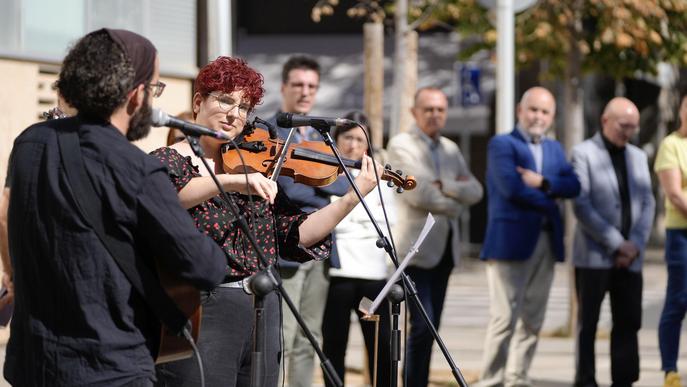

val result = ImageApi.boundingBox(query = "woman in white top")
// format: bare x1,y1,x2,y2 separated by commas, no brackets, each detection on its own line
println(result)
322,111,395,386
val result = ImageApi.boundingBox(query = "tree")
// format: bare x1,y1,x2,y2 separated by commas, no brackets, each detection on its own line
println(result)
312,1,426,140
311,0,687,137
411,0,687,78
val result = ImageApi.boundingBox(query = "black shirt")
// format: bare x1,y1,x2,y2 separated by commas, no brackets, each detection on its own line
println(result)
4,117,226,386
601,133,632,239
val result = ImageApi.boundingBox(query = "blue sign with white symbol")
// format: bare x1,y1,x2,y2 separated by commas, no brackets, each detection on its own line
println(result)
460,64,482,107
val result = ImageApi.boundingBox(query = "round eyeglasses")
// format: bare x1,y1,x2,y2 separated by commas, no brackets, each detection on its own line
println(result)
208,92,252,117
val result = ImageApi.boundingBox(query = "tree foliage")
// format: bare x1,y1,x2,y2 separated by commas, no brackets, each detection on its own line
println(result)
408,0,687,79
311,0,386,23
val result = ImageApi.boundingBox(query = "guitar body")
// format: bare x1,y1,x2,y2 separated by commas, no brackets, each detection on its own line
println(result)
155,267,203,364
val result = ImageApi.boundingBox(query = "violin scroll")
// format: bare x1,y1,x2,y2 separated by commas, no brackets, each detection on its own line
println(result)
382,164,416,193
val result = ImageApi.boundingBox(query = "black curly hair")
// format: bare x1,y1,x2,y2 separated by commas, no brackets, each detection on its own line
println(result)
56,29,135,120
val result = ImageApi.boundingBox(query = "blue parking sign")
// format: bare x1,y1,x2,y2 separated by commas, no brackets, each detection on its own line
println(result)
460,64,482,107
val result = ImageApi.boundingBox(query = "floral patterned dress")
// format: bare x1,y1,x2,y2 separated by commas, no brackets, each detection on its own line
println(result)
151,147,330,279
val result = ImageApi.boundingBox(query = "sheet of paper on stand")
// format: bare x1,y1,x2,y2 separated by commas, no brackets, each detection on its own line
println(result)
358,213,436,316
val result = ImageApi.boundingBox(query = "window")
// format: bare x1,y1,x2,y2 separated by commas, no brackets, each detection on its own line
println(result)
0,0,197,76
24,0,84,58
0,0,20,52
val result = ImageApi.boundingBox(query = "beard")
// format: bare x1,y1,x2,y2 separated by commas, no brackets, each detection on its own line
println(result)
524,122,548,138
126,88,153,141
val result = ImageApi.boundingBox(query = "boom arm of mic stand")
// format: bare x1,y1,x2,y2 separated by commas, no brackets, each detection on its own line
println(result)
184,135,343,387
312,127,468,387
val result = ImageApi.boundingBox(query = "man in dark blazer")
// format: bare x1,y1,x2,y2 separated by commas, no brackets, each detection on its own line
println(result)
478,87,581,387
570,97,655,387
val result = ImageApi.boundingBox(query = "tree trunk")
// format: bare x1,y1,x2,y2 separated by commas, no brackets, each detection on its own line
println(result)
389,0,407,138
364,22,384,149
562,26,584,337
399,31,418,134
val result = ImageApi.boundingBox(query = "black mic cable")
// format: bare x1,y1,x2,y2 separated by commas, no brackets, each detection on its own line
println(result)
252,116,279,139
182,326,205,387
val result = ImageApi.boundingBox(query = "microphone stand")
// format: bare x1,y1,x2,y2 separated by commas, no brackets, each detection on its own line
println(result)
311,124,468,387
387,284,404,387
183,134,343,387
248,270,274,387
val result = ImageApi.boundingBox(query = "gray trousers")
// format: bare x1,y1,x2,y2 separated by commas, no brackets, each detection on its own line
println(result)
280,260,330,387
478,232,555,387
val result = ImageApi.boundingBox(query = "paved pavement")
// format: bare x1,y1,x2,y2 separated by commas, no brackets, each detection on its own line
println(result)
313,249,686,386
0,249,683,386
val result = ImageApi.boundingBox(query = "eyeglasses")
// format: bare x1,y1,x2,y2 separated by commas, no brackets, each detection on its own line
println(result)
208,92,252,117
148,81,166,98
287,81,319,91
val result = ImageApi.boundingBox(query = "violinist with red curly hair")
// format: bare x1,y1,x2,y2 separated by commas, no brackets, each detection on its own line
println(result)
152,56,381,387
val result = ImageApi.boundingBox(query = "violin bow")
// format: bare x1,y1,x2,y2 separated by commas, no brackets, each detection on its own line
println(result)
269,127,298,181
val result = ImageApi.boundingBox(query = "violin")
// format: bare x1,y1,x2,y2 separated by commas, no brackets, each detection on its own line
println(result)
221,123,416,192
43,107,68,120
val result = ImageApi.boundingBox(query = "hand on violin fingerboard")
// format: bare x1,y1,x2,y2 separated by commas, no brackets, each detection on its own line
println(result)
352,155,383,197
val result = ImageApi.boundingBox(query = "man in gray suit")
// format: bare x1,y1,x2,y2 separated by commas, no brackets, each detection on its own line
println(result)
571,97,655,387
387,87,483,387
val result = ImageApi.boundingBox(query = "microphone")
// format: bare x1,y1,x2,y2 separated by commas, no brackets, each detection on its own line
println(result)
276,112,357,130
151,108,232,141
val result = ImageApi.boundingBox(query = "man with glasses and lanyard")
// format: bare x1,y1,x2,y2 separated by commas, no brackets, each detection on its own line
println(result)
267,55,349,387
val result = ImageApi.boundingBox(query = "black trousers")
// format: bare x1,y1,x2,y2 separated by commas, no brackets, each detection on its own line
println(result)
404,239,454,387
155,287,281,387
122,378,154,387
574,267,643,387
322,277,391,387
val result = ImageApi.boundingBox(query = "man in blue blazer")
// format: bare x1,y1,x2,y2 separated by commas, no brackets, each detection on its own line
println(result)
478,87,581,387
570,98,654,387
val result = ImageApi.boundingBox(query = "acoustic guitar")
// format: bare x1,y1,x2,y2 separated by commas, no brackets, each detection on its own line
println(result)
155,267,202,364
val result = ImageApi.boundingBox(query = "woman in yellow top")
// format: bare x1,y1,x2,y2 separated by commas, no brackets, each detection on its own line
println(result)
655,92,687,387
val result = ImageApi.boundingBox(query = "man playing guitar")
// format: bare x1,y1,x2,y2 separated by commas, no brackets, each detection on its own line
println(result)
1,29,226,386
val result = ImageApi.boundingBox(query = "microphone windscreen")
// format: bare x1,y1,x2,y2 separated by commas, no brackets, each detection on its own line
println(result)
150,108,168,127
276,112,292,128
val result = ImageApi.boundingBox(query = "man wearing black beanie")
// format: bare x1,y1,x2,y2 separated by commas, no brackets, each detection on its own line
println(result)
1,29,226,386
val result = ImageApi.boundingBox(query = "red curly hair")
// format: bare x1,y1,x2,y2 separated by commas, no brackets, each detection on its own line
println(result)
194,56,265,109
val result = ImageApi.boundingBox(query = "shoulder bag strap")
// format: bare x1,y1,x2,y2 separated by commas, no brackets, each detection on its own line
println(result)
55,122,188,334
